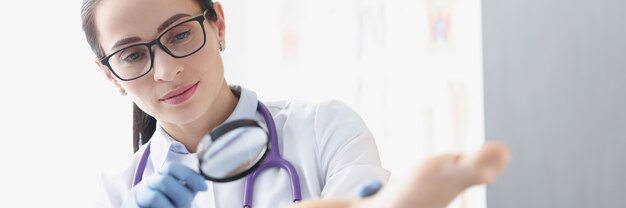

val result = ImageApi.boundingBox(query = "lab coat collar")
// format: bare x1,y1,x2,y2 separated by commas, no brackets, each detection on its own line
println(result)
224,85,259,122
149,85,259,171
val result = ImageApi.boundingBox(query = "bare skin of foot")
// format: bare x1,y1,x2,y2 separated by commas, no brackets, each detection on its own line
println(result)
294,142,511,208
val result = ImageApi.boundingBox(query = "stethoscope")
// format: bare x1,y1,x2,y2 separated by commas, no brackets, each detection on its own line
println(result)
132,101,302,207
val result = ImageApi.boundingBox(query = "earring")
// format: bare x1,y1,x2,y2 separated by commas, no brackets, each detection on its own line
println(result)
218,41,225,52
119,88,127,96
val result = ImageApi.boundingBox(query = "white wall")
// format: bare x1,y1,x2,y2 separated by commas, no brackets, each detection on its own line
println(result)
0,0,84,206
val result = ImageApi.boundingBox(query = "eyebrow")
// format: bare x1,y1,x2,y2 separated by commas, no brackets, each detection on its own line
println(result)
110,37,142,51
157,13,191,34
110,13,192,51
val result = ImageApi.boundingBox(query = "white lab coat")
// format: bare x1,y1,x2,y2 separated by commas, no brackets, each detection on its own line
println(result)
99,86,389,207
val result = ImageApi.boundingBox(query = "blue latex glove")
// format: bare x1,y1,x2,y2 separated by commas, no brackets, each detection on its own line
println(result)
123,162,208,208
358,179,383,198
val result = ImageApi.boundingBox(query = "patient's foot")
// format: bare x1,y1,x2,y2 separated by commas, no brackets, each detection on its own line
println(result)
295,142,511,208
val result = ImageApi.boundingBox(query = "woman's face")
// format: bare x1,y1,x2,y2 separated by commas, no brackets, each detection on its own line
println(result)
94,0,226,125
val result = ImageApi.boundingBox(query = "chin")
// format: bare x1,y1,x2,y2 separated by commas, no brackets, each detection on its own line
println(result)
166,103,205,125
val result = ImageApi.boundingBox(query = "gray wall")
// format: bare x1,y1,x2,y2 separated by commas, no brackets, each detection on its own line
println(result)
482,0,626,207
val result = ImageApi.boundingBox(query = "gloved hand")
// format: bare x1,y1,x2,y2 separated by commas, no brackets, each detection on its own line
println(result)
123,162,208,208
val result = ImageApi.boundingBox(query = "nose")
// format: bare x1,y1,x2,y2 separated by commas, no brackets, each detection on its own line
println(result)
151,48,183,82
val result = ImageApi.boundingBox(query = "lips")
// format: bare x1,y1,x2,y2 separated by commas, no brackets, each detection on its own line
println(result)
159,82,199,105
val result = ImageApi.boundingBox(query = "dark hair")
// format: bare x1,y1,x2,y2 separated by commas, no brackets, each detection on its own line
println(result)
81,0,219,152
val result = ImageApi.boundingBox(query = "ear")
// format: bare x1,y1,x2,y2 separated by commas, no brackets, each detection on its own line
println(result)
212,2,226,43
94,57,124,90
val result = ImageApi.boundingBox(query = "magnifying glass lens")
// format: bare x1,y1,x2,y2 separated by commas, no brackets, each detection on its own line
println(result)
198,121,269,182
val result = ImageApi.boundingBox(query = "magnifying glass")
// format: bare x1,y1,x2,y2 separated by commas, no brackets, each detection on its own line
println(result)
196,119,270,182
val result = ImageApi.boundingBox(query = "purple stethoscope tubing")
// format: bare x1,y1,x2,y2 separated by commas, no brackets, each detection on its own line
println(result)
132,142,150,186
131,101,302,207
243,101,302,207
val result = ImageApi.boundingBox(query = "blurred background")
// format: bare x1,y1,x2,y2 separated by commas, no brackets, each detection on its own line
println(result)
0,0,624,207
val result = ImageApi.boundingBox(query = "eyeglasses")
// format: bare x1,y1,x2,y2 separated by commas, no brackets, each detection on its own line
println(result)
100,10,208,81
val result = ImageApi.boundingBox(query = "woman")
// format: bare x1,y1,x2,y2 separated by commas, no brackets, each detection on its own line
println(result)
82,0,389,207
81,0,511,207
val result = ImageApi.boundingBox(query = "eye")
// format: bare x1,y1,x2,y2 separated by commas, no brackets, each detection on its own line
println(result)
122,52,145,62
173,30,191,42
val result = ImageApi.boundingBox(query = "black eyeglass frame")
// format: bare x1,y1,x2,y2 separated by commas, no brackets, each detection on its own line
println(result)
100,10,209,81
